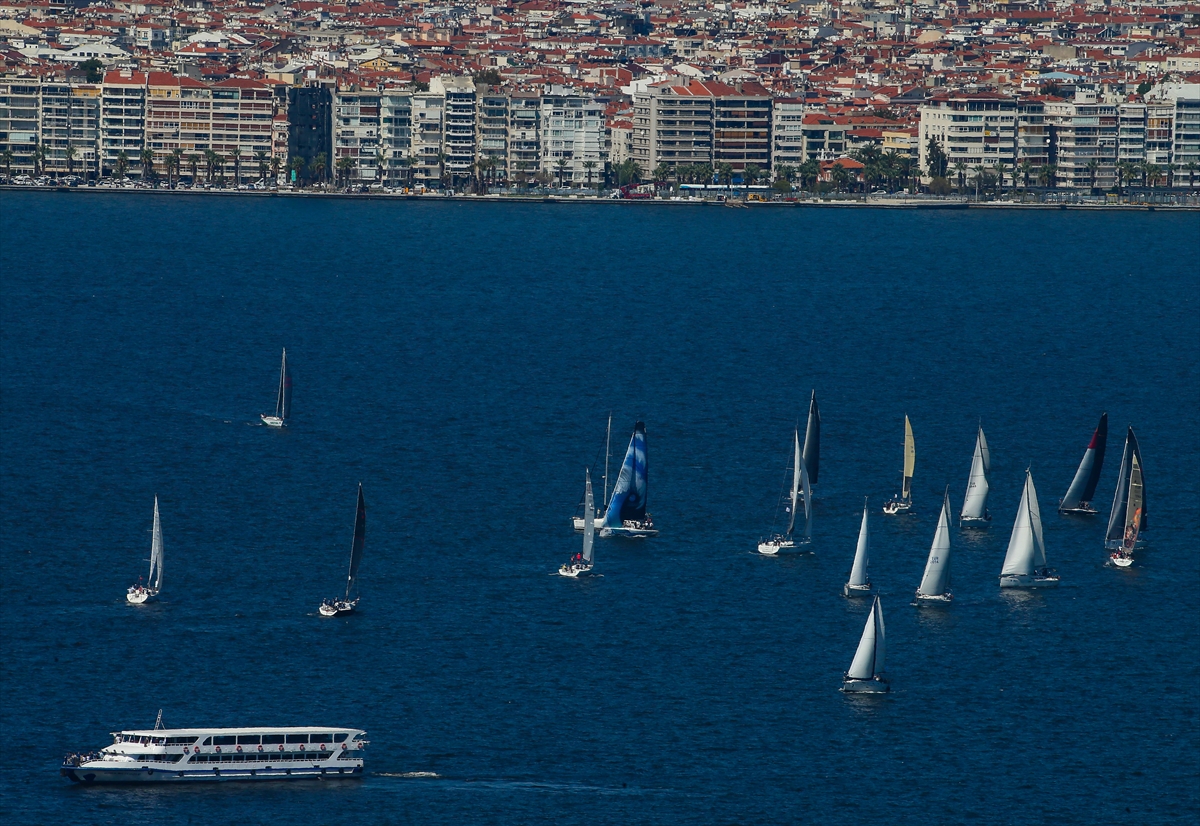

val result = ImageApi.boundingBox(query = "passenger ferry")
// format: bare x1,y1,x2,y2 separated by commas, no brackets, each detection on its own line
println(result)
61,726,367,783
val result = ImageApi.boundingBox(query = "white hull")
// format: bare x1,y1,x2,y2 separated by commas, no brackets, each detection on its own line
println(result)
914,591,952,604
842,677,889,694
960,515,991,528
319,599,357,617
261,415,285,428
1058,503,1098,515
558,563,594,578
757,537,812,556
843,583,873,597
882,499,911,515
62,761,363,784
1109,553,1134,568
126,588,157,605
999,573,1060,589
571,516,606,533
599,522,658,538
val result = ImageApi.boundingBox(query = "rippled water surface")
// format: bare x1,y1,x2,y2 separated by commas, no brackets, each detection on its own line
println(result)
2,192,1198,825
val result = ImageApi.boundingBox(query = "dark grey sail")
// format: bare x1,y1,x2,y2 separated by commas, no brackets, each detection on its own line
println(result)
276,349,292,421
1105,427,1147,549
802,390,820,484
344,484,367,600
1060,413,1107,511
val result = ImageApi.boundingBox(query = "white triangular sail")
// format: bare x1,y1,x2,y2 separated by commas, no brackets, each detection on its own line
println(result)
801,463,812,540
847,596,885,680
1001,471,1041,576
960,425,990,521
848,499,870,587
786,429,800,535
918,493,952,596
901,415,916,500
582,470,595,564
148,496,163,594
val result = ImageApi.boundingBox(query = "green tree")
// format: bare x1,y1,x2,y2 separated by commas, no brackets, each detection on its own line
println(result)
652,162,671,187
1019,159,1033,190
188,152,199,184
925,137,948,179
1185,162,1198,188
80,58,104,83
115,149,129,179
289,155,305,186
582,159,596,191
798,159,819,193
744,163,762,187
830,161,849,192
717,162,734,191
311,152,328,188
472,69,503,87
952,160,967,192
254,150,269,182
140,147,156,184
2,149,12,180
556,157,571,188
65,144,77,177
336,155,355,188
230,148,242,186
1086,158,1099,192
32,142,46,176
168,148,183,187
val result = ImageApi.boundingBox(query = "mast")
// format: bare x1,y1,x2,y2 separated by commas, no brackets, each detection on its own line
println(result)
960,424,990,521
276,348,291,420
604,413,611,508
344,484,367,600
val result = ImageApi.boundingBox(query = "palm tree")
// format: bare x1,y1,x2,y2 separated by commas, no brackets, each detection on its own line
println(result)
1086,159,1099,192
115,150,129,179
1,149,12,181
1145,163,1162,188
994,161,1007,198
830,162,850,193
65,145,77,178
1019,159,1033,191
554,157,570,189
289,155,305,187
167,148,182,187
434,150,447,190
972,164,988,201
953,160,967,193
652,162,670,189
140,147,156,184
32,142,47,177
798,159,819,194
1184,162,1198,189
717,162,734,193
254,150,269,183
311,152,328,189
582,160,596,191
335,156,355,189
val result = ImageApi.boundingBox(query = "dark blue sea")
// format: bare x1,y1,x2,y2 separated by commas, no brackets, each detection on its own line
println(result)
1,192,1197,825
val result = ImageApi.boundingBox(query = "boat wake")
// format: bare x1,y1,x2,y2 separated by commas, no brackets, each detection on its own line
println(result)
377,771,441,778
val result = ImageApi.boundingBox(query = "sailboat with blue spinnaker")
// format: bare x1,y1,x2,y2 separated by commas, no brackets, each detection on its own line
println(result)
599,421,657,538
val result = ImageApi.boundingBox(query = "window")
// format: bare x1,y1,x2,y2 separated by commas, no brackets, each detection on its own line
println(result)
261,734,285,745
286,734,309,744
310,733,333,744
213,736,237,746
334,734,348,743
237,735,261,745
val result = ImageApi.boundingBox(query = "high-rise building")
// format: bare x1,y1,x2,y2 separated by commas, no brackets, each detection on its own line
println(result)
539,85,606,187
1044,90,1117,190
919,92,1018,181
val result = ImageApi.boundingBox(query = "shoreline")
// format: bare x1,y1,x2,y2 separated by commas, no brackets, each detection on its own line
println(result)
2,184,1197,211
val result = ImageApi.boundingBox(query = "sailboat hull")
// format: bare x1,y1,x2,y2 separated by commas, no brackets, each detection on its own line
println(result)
261,415,285,428
999,573,1060,589
914,591,952,604
843,583,873,597
571,516,606,533
757,537,812,556
882,499,911,515
600,524,658,538
1109,553,1134,568
319,600,357,617
558,563,594,578
1058,502,1099,515
125,589,155,605
842,677,889,694
960,515,991,528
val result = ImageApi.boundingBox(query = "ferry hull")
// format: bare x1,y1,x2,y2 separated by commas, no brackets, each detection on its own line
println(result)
62,763,363,784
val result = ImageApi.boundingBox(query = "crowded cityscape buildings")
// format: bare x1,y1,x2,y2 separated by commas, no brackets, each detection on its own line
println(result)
1,0,1198,192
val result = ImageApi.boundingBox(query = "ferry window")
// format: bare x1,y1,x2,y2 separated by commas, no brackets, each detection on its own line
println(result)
334,734,348,743
310,733,333,744
261,734,285,744
166,737,197,746
202,737,213,746
213,736,237,746
237,735,261,745
286,734,309,744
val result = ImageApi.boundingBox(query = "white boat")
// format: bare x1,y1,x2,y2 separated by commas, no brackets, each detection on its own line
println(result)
560,470,596,577
572,414,611,532
1059,413,1107,514
842,595,888,694
914,490,953,603
61,721,367,784
319,484,366,616
126,497,163,605
843,498,873,596
883,415,915,515
959,424,992,527
1000,469,1060,588
758,429,812,555
260,348,292,427
1105,426,1146,566
598,421,658,538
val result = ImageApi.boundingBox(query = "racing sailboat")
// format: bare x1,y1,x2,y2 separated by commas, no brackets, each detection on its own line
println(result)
1105,426,1147,565
572,414,611,533
261,348,292,427
1000,470,1059,588
560,470,596,577
844,498,872,596
914,489,953,603
883,415,915,514
802,390,820,485
842,595,888,694
320,484,366,616
1059,413,1108,513
959,424,992,526
758,431,812,555
126,497,164,605
599,421,657,538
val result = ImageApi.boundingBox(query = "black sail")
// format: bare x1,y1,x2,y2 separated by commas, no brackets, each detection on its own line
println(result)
1080,412,1108,502
1105,427,1147,544
345,484,367,599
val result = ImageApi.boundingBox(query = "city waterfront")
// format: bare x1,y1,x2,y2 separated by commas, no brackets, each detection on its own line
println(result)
1,192,1197,824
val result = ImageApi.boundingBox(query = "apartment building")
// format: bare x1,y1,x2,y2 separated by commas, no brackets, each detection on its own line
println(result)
334,85,382,183
0,78,39,174
101,70,148,176
477,86,508,182
918,93,1018,180
1016,99,1049,169
410,90,444,189
1044,90,1117,190
711,81,771,174
433,76,476,188
508,91,541,184
379,88,412,187
632,79,714,173
38,81,100,177
539,85,606,186
1172,95,1200,185
797,114,849,162
771,97,806,168
287,85,333,184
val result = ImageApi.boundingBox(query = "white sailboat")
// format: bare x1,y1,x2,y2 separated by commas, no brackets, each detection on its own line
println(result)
1000,470,1059,588
261,348,292,427
560,470,596,577
843,498,873,596
572,414,611,533
883,415,915,514
126,497,164,605
1105,426,1146,566
959,424,992,526
758,430,812,555
1059,413,1107,513
1110,453,1145,568
320,484,366,616
842,595,888,694
914,490,953,603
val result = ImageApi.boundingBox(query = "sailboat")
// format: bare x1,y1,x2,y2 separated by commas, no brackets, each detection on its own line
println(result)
844,498,873,596
1000,470,1059,588
319,484,366,616
758,430,812,554
842,595,888,694
560,470,596,577
1105,426,1147,566
572,414,611,533
1059,413,1108,513
883,415,916,514
599,421,658,538
261,348,292,427
126,497,164,605
802,390,820,485
959,424,992,526
914,489,953,603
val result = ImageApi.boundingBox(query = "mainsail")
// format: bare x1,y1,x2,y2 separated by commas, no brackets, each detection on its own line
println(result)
800,463,812,540
275,348,292,421
917,492,952,596
582,470,595,564
344,484,367,600
1001,471,1046,577
848,499,870,588
802,390,820,484
847,596,886,680
1105,427,1148,548
603,422,648,527
1122,454,1145,553
148,496,163,594
901,416,915,501
1060,413,1108,510
786,429,801,535
960,425,991,521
